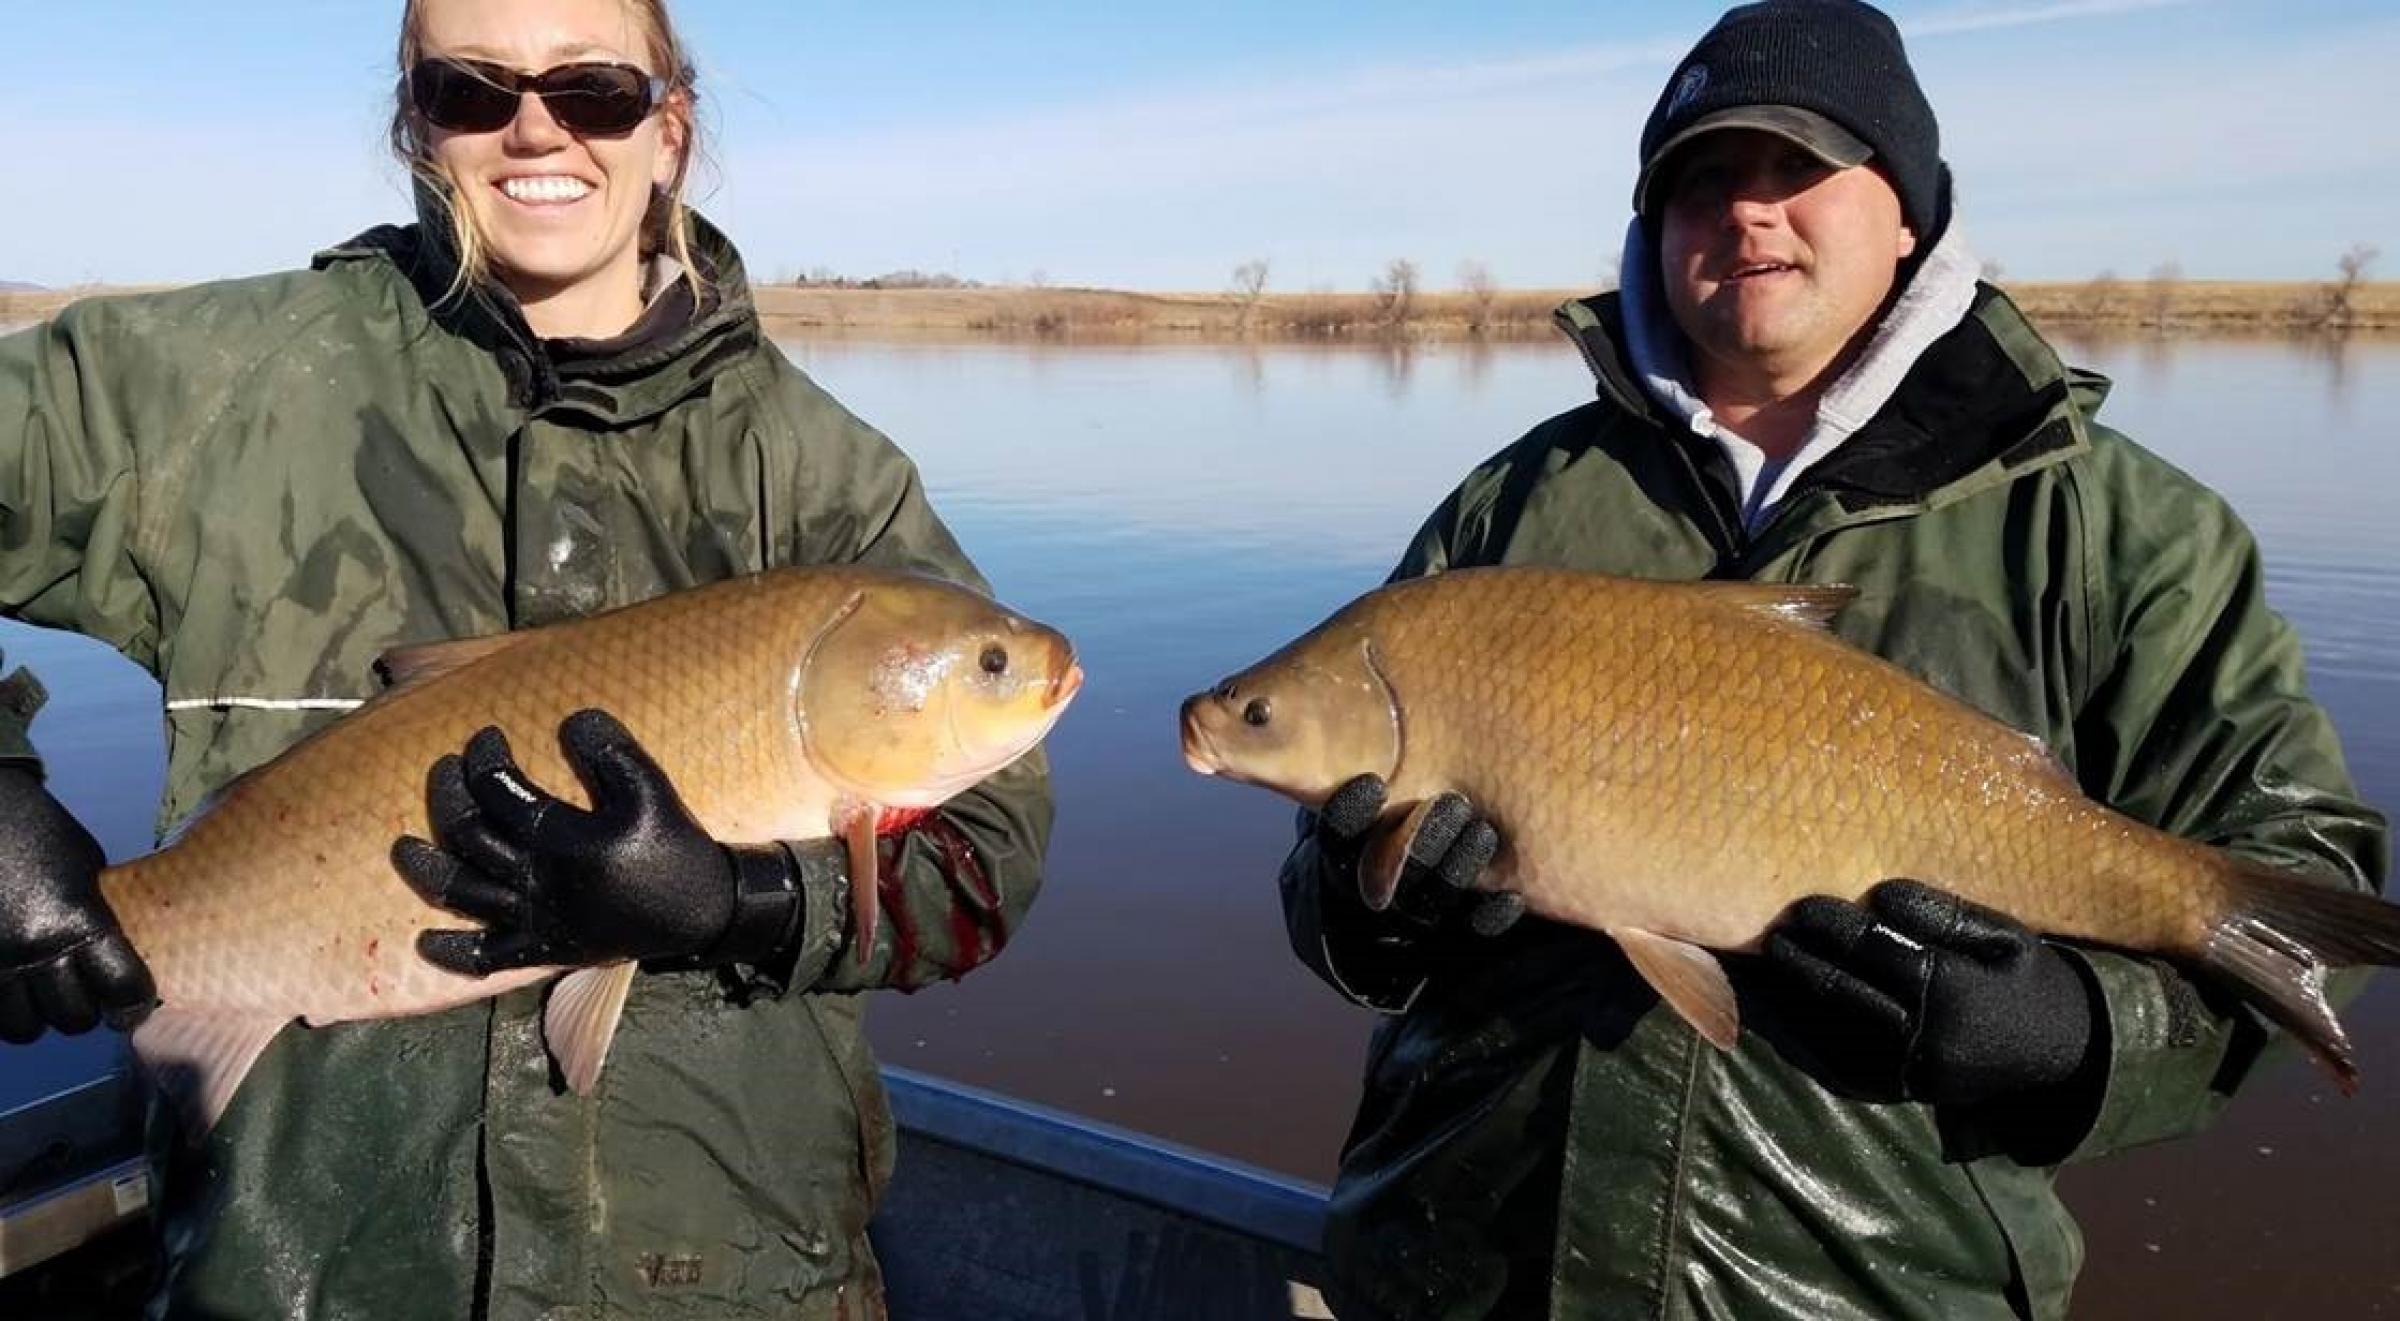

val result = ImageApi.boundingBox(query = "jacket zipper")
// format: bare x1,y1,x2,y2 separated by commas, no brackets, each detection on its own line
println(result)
1557,309,1748,569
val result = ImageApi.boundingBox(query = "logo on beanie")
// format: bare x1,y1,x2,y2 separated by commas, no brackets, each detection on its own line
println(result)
1666,64,1708,118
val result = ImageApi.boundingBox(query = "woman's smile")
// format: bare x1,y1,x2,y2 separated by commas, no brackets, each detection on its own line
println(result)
496,174,597,208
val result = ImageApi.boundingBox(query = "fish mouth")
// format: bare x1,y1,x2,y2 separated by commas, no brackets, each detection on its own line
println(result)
1050,661,1086,710
1177,696,1223,776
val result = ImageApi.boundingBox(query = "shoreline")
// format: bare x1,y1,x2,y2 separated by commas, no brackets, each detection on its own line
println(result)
6,280,2395,341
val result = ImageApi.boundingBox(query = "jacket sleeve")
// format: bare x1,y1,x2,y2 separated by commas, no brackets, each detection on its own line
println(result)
1279,475,1478,1011
0,311,162,770
756,371,1055,995
2059,446,2390,1163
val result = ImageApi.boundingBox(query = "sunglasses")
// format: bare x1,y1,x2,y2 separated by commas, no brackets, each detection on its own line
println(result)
409,58,667,137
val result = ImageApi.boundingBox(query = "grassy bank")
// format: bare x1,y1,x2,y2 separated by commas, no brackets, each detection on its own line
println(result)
7,280,2395,340
747,285,1577,338
761,279,2400,339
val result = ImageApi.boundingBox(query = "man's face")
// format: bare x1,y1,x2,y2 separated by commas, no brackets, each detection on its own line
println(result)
1657,129,1918,390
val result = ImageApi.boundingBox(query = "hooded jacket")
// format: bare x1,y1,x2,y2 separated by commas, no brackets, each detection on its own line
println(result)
0,215,1052,1318
1283,269,2388,1319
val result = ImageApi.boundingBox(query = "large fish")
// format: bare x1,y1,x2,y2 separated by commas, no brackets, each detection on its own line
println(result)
110,566,1081,1133
1181,566,2400,1088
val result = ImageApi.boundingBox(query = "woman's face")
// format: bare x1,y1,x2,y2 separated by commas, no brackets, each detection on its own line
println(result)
414,0,685,309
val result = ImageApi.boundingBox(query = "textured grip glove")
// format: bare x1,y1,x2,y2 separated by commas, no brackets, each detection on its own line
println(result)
394,709,809,977
1765,878,2102,1106
0,765,156,1041
1315,773,1525,939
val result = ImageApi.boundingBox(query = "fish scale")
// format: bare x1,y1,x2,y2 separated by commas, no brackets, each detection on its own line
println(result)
110,573,838,1019
1366,570,2186,950
103,566,1079,1133
1183,565,2400,1088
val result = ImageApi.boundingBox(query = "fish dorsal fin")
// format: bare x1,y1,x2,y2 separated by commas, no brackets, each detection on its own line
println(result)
545,961,637,1096
2016,730,2078,788
1610,927,1741,1050
375,632,534,692
1693,582,1860,632
131,1009,291,1142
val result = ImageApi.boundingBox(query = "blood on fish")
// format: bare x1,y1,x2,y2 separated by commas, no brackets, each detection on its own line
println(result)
860,816,1008,989
876,807,933,836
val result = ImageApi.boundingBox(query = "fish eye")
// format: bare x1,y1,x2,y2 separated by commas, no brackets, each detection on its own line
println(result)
980,644,1010,676
1243,698,1271,727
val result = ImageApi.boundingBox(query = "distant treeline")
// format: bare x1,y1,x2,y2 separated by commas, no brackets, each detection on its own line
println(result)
779,268,986,291
7,247,2391,339
748,247,2394,340
746,282,2396,342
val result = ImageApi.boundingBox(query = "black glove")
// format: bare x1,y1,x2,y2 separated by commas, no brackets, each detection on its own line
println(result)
1763,879,2104,1107
393,709,815,977
0,764,156,1042
1314,773,1524,939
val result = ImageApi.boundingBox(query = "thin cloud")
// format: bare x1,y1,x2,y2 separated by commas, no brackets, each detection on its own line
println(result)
1171,0,2208,123
1910,0,2202,37
1109,0,2207,127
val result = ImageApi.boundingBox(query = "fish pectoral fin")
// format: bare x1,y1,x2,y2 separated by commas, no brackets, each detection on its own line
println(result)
130,1009,292,1142
545,961,637,1097
373,631,535,692
836,800,882,969
1610,927,1741,1051
1357,796,1442,912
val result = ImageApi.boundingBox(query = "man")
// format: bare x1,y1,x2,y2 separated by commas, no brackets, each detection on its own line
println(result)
1280,2,2389,1317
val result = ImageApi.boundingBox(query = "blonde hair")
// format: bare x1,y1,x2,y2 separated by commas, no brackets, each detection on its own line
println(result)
389,0,708,309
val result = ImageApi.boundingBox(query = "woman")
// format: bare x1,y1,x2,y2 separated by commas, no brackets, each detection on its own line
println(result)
0,0,1053,1315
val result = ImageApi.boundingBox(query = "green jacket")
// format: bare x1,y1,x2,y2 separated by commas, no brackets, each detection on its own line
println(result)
1283,287,2389,1320
0,218,1053,1318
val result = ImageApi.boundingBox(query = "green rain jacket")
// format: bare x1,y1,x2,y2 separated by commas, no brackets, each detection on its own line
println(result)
1282,286,2389,1320
0,217,1053,1318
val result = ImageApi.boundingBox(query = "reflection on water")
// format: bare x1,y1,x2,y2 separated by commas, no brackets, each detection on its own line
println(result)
798,331,2400,1319
3,324,2395,1315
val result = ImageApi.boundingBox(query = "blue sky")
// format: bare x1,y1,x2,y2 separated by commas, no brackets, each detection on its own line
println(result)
2,1,2393,290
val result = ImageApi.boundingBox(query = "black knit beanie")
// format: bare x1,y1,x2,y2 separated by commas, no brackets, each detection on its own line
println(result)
1634,0,1947,240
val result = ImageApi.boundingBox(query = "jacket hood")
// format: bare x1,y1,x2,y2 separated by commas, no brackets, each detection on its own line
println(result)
310,185,761,421
1555,255,2107,523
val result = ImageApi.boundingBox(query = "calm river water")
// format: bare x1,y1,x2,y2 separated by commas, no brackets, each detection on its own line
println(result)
4,325,2394,1316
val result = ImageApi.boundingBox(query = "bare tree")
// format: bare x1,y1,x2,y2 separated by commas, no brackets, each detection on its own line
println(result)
2319,242,2380,332
2076,269,2121,323
1371,258,1419,334
2145,261,2182,334
1458,260,1499,337
1229,259,1270,335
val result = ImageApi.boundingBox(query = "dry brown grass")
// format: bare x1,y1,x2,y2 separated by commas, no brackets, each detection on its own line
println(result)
11,280,2397,340
2006,279,2400,334
753,284,1581,340
0,284,176,323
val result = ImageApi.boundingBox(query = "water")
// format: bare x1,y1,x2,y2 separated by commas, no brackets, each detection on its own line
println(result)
3,327,2394,1315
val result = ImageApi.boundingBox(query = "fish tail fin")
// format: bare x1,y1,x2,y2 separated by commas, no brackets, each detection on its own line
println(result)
2198,862,2400,1095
